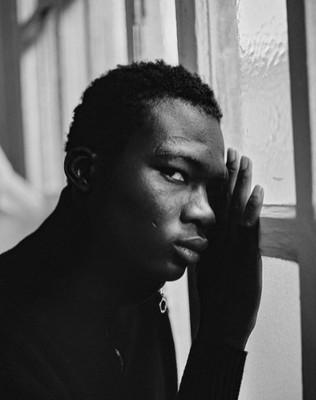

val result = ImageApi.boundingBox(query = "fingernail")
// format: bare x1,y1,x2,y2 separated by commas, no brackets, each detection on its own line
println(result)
253,185,264,198
227,148,236,162
240,156,249,170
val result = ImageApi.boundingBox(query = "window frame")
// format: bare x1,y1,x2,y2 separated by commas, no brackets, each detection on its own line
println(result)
175,0,316,398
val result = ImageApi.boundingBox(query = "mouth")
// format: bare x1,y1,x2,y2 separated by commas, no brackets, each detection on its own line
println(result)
173,237,208,265
173,244,201,265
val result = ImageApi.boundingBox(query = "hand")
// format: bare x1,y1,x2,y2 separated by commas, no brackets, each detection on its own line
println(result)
196,148,264,350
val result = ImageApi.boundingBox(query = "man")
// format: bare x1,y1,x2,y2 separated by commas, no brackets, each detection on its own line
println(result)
0,61,264,399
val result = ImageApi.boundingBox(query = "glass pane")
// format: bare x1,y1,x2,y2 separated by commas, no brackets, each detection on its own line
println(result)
88,0,128,78
240,257,302,400
134,0,178,64
209,0,295,205
16,0,37,24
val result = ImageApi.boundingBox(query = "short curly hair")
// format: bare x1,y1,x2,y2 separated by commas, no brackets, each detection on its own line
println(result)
65,60,222,160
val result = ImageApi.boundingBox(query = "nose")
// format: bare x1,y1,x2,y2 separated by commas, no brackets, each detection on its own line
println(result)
180,186,216,233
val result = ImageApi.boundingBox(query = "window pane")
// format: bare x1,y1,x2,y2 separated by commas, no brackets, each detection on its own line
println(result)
209,0,295,205
240,257,302,400
88,0,128,78
16,0,37,23
133,0,178,64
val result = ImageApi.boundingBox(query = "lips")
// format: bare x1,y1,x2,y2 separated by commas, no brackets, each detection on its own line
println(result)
173,237,208,265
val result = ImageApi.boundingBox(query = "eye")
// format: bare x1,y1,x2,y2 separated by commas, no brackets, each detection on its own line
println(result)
162,168,186,183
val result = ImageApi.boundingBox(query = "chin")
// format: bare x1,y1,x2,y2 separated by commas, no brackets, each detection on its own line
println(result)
160,260,188,282
139,258,188,285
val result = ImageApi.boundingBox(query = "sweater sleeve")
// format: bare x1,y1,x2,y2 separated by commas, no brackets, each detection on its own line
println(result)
176,340,247,400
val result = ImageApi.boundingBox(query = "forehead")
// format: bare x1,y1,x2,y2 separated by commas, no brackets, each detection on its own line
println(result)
148,98,223,146
142,99,225,168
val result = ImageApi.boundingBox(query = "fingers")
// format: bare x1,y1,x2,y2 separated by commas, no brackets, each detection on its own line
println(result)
236,185,264,261
226,148,239,199
230,155,252,217
225,148,264,229
240,185,264,228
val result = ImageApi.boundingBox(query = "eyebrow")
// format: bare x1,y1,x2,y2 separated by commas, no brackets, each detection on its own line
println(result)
154,148,227,181
154,136,224,157
155,150,205,172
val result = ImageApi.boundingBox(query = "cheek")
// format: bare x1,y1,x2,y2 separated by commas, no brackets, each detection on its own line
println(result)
125,183,181,239
104,169,188,239
148,190,174,224
106,176,164,234
145,189,188,241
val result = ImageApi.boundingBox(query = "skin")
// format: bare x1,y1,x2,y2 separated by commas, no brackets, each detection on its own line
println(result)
65,98,264,348
89,100,225,280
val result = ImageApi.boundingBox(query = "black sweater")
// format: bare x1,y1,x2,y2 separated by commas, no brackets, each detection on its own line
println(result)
0,196,246,399
0,291,246,400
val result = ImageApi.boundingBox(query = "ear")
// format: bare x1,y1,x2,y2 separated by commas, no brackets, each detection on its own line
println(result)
64,147,98,192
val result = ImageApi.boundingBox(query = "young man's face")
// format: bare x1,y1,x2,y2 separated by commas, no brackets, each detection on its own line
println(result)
89,99,226,286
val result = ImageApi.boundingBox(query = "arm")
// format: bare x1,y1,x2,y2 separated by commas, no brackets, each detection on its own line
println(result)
177,149,264,399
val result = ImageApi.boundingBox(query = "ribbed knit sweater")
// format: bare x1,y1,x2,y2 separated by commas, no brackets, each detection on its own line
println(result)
0,193,246,399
